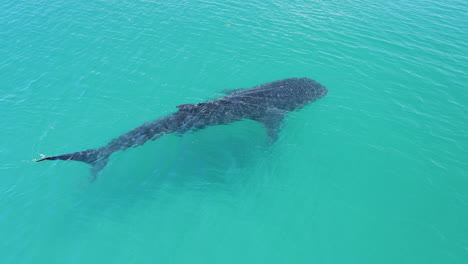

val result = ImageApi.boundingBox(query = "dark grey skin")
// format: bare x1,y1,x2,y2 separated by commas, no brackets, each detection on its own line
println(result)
37,78,327,180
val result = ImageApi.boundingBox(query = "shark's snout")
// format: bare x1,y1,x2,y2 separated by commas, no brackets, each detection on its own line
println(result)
319,86,328,98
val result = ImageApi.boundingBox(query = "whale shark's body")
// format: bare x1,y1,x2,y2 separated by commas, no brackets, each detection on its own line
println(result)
37,78,327,180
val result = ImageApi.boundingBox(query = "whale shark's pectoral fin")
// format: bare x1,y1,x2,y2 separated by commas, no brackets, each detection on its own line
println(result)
220,88,245,95
254,109,286,144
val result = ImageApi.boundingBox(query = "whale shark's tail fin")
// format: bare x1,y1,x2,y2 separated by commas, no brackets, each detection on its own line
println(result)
37,148,110,181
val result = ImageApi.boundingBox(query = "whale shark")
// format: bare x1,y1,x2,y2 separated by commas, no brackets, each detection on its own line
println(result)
37,78,327,180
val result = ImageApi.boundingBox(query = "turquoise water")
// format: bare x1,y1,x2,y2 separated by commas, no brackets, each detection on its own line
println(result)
1,0,467,263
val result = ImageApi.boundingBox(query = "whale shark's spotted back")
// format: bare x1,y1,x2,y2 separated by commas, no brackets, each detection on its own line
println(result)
227,77,327,112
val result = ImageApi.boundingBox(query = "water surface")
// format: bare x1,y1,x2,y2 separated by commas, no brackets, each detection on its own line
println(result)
1,0,467,263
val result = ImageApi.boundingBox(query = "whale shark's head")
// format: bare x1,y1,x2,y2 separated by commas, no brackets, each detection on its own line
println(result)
295,77,328,102
255,77,327,111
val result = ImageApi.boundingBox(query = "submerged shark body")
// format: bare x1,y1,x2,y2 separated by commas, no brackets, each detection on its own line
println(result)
37,78,327,180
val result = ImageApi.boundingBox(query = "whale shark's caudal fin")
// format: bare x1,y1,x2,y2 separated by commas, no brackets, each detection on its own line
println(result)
36,148,110,181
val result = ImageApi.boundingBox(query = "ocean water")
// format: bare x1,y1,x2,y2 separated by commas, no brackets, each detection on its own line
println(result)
1,0,467,263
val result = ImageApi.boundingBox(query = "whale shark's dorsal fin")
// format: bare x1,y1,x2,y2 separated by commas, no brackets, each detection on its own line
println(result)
177,104,197,111
176,103,205,111
177,104,194,110
253,108,286,144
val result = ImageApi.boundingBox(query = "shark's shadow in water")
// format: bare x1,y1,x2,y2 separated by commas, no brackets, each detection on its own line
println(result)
37,78,328,180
